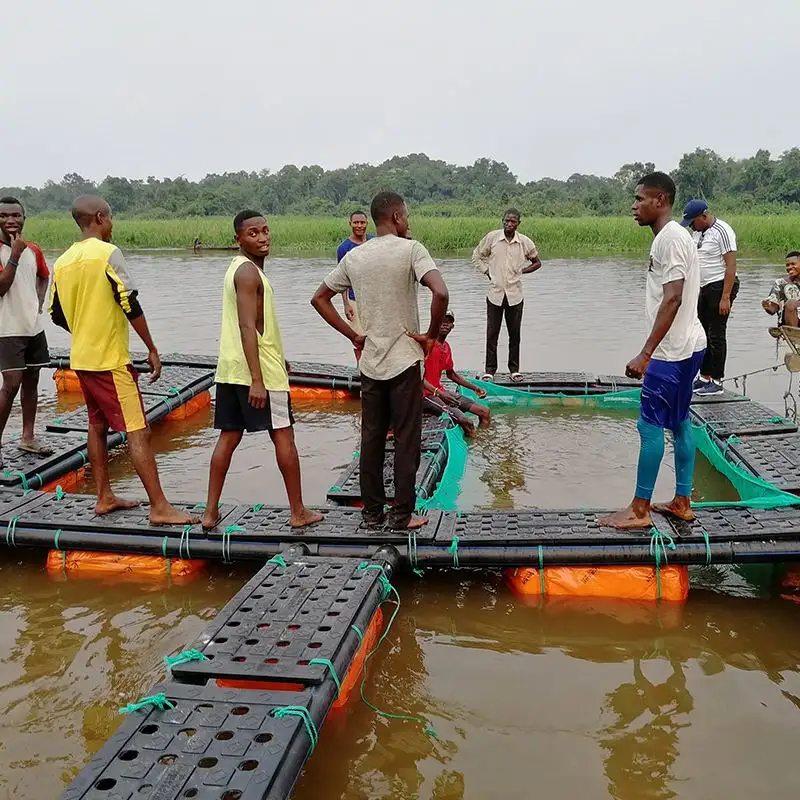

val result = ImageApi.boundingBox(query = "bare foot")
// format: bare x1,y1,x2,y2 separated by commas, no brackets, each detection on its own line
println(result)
598,505,653,530
478,415,491,428
201,511,223,531
390,515,429,531
290,508,324,529
149,504,201,526
95,495,140,515
460,423,476,438
652,499,696,522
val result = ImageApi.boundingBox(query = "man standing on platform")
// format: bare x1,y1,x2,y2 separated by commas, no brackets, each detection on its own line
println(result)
50,195,197,526
336,211,374,356
0,197,53,468
311,191,449,531
680,200,739,396
600,173,706,530
472,208,541,382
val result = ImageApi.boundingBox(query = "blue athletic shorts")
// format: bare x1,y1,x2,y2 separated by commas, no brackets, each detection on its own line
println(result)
640,350,706,431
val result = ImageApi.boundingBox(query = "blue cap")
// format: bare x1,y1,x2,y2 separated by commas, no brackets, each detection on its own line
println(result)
681,199,708,227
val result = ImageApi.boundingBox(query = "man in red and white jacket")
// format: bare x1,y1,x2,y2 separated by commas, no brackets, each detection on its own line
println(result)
0,196,52,467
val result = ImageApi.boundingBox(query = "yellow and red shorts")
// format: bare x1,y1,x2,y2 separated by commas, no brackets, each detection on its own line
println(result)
76,365,147,433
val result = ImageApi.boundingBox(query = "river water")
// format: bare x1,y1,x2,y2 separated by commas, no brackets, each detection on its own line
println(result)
3,250,799,799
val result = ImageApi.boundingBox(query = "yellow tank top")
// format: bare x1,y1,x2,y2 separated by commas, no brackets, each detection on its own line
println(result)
215,255,289,390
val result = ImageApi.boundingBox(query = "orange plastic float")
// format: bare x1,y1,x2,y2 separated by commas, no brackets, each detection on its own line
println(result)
505,564,689,603
42,469,86,494
46,550,206,586
53,368,83,394
290,385,355,401
215,607,384,709
165,389,211,421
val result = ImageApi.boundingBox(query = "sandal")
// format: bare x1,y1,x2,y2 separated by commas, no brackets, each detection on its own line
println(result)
17,438,55,457
480,374,494,382
510,372,524,382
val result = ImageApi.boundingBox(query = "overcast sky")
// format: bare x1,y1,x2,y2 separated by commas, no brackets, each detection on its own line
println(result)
9,0,798,188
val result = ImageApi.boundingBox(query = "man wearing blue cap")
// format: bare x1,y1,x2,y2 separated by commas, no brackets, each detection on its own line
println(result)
680,200,738,396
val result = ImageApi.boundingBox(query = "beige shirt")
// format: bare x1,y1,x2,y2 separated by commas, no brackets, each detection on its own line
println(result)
472,229,538,306
324,235,438,381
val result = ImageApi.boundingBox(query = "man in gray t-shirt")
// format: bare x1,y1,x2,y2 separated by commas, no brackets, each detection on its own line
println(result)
312,191,449,530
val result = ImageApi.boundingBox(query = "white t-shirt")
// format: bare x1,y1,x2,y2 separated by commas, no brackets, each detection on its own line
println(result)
645,221,707,362
692,218,737,287
0,242,49,337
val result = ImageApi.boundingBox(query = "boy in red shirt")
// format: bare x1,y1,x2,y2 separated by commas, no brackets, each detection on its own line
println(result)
423,310,490,436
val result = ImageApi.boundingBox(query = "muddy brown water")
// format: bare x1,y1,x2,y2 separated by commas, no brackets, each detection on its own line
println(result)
2,252,799,799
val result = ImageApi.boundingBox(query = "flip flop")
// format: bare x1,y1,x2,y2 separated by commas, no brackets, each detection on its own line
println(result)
17,439,54,456
510,372,524,382
480,374,494,382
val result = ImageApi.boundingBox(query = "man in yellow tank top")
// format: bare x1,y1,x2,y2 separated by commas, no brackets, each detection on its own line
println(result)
202,210,323,530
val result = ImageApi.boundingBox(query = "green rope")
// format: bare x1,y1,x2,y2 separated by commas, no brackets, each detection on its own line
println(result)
253,502,264,513
164,649,209,670
267,554,287,568
309,658,341,697
33,473,43,489
357,562,392,601
53,528,62,551
448,535,460,568
538,545,546,597
5,516,19,547
649,528,676,601
55,485,65,501
407,528,423,576
4,471,28,490
78,451,87,466
351,624,364,644
179,525,192,559
722,434,741,457
161,536,168,558
271,706,318,752
119,693,175,715
700,529,712,566
222,524,244,563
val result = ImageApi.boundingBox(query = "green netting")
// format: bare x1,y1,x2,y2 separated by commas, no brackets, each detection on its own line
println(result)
691,422,800,509
417,419,469,512
461,379,642,410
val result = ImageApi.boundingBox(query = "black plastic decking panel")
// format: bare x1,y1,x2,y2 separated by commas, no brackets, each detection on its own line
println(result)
327,453,437,503
0,433,88,486
492,371,597,388
596,375,642,389
387,414,453,453
171,557,383,685
661,505,800,541
690,387,748,404
60,682,314,800
205,505,438,543
435,509,678,546
726,434,800,494
0,488,49,521
14,493,239,536
159,352,218,369
46,397,167,433
690,400,797,437
288,361,360,382
138,366,215,397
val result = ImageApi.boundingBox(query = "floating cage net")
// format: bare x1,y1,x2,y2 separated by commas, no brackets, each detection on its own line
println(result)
461,379,643,410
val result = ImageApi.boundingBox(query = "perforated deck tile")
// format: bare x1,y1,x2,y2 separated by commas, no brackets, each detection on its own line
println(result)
596,375,642,389
689,400,797,437
661,505,800,541
60,682,316,800
0,433,88,487
138,366,215,397
492,371,598,387
690,387,748,404
0,488,49,520
160,352,218,369
726,434,800,494
13,493,239,536
46,397,168,433
205,505,439,543
170,556,385,686
327,453,438,503
288,361,360,382
435,509,677,546
386,414,453,453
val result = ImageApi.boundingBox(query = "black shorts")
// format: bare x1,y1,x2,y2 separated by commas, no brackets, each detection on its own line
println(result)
214,383,294,433
0,332,50,373
424,393,474,415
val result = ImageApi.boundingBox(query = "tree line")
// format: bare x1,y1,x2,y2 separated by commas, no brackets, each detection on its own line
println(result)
4,148,800,219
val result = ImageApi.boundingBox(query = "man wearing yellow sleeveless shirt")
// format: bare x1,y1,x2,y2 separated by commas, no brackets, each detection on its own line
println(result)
202,210,322,530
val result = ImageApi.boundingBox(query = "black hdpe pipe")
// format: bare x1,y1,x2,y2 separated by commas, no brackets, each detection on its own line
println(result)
288,374,361,392
16,379,214,490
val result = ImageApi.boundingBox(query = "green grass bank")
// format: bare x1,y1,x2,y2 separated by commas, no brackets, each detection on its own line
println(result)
24,214,800,255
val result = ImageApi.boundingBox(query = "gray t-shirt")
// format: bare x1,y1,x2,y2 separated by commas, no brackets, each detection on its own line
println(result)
324,235,438,381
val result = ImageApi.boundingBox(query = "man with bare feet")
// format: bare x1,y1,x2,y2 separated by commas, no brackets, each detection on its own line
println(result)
202,210,322,531
762,251,800,329
50,195,197,526
599,173,706,530
0,197,53,468
423,310,490,437
311,191,449,530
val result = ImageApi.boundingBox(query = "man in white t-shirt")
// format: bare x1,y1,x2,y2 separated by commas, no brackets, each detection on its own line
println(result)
680,200,739,395
0,197,52,468
600,173,706,530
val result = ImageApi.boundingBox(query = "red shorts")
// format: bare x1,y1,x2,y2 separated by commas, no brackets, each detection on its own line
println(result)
76,365,148,433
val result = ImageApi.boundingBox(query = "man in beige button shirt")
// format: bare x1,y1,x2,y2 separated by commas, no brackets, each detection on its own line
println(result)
472,208,542,380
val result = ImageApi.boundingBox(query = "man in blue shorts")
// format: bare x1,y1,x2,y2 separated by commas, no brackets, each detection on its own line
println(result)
600,172,706,529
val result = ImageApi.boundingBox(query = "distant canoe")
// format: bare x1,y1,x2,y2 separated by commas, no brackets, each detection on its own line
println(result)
188,245,239,252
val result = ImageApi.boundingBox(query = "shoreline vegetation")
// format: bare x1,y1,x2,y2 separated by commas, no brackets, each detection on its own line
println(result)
25,214,800,256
